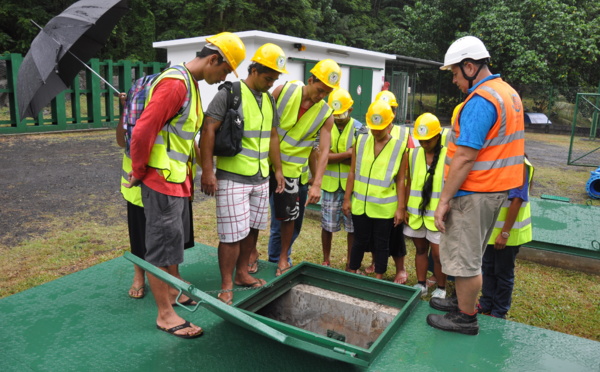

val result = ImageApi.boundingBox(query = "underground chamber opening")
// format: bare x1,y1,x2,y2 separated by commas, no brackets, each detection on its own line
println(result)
256,284,400,349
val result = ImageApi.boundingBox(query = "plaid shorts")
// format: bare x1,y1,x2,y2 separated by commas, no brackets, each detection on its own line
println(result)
216,179,269,243
321,188,354,233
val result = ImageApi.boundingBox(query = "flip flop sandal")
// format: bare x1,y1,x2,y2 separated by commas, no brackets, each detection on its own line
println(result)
234,278,266,288
172,297,197,307
156,321,203,339
128,285,145,299
248,260,259,274
217,293,233,306
275,265,292,277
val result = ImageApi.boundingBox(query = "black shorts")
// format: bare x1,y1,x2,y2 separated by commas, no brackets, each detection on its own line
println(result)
365,223,407,258
127,202,146,259
270,174,300,221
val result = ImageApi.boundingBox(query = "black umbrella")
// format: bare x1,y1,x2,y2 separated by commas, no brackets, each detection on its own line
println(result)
17,0,129,119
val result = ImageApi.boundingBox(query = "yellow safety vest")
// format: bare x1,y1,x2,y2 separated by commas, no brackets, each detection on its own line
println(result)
322,118,356,192
488,158,534,246
277,82,333,178
352,133,405,219
300,162,309,185
216,82,273,177
406,146,447,231
390,124,409,144
146,65,201,183
120,153,143,207
440,127,452,147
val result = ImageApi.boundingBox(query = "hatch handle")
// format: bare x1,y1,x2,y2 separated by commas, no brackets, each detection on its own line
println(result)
333,347,357,358
174,288,202,312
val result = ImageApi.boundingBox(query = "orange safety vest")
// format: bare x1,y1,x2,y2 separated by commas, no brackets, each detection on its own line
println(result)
445,78,525,192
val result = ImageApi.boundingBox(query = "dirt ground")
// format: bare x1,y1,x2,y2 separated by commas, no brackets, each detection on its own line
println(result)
0,129,594,247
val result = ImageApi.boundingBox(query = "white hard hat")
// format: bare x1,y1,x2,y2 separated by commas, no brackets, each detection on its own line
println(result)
440,36,490,70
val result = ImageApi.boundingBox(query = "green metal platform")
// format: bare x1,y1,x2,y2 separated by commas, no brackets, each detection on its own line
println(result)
529,197,600,259
1,244,598,371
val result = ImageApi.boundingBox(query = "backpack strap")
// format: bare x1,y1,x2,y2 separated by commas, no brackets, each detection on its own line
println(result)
231,81,242,111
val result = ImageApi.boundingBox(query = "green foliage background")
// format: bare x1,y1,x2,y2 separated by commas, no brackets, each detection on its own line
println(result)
1,0,599,98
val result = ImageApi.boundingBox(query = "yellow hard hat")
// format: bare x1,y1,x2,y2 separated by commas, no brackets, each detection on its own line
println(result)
366,100,395,130
251,43,288,74
205,32,246,77
375,90,398,107
413,113,441,140
451,102,464,125
310,59,341,89
328,88,354,115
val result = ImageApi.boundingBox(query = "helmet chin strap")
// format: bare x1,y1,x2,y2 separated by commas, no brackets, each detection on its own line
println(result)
459,62,486,89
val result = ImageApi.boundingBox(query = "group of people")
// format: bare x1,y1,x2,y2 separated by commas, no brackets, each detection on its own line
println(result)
117,32,531,339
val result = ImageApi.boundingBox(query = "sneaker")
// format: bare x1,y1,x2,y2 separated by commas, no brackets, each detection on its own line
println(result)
426,311,479,335
430,296,459,312
476,303,491,315
431,288,446,299
413,283,427,296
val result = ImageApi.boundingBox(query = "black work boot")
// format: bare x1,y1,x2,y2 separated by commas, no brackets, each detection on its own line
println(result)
426,311,479,335
430,296,459,312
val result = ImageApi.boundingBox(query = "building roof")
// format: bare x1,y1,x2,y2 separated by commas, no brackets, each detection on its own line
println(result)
153,30,397,61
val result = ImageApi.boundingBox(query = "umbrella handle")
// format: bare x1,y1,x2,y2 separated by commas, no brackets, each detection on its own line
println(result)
31,19,121,95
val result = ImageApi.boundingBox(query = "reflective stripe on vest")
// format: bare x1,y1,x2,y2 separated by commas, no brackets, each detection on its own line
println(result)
277,82,332,177
120,153,143,207
441,127,452,147
322,118,356,192
146,65,201,183
445,78,525,192
406,146,447,231
216,82,273,177
352,133,404,218
488,159,534,246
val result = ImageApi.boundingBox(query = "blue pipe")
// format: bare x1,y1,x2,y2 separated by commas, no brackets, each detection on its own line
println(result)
586,167,600,199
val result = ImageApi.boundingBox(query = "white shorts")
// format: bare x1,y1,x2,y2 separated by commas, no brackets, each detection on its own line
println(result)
403,224,441,245
216,179,269,243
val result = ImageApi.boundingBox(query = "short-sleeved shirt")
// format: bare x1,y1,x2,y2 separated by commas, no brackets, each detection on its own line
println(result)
507,166,530,202
205,83,280,185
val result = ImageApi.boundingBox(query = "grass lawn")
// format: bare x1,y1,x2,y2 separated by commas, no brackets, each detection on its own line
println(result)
1,131,598,342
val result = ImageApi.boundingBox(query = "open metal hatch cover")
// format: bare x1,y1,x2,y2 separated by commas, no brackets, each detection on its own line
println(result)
125,253,420,367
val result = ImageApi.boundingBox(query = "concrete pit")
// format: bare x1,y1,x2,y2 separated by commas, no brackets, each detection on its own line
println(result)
256,284,400,349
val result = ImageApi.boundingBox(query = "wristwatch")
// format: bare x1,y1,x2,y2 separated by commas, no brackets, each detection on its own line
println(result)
501,231,510,239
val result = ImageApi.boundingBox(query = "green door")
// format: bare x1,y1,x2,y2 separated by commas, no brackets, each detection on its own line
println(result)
349,67,373,123
304,62,316,82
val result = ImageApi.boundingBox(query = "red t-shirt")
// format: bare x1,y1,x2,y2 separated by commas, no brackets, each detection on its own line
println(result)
130,78,194,197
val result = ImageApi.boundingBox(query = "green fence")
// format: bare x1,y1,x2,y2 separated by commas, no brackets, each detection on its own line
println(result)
0,53,166,134
568,93,600,167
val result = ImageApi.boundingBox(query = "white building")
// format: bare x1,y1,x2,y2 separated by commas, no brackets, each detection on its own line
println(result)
153,30,397,121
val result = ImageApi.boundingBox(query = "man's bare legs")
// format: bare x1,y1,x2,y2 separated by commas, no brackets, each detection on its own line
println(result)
455,275,481,314
321,229,332,265
149,266,202,337
276,220,294,275
129,264,146,298
218,229,264,303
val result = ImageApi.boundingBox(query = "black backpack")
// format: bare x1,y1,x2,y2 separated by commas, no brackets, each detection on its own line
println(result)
213,81,243,157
